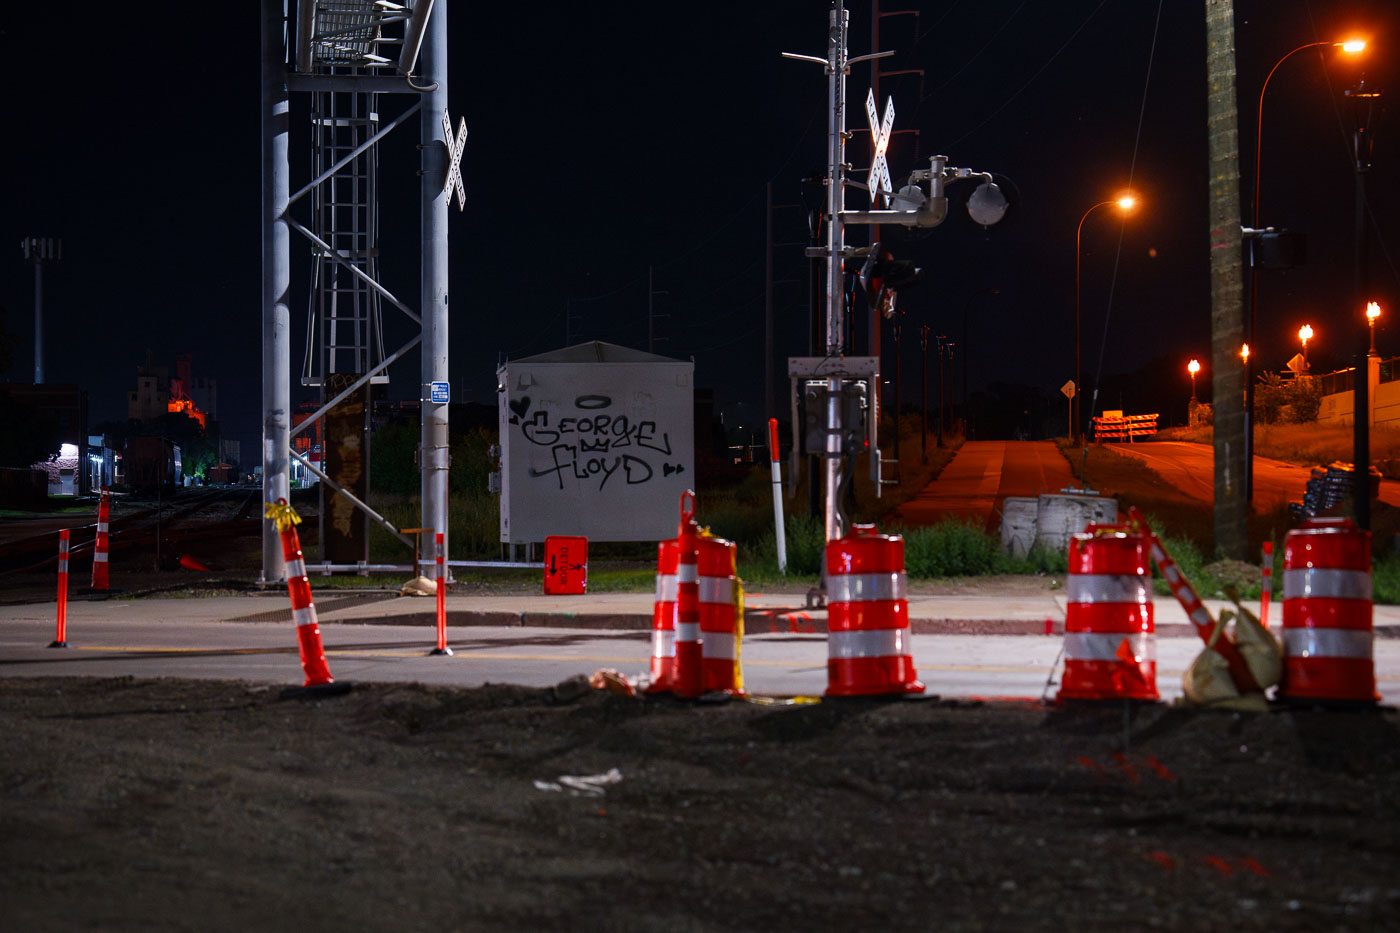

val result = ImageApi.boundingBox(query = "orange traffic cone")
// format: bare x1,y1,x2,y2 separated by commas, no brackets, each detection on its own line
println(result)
265,499,346,695
646,538,679,693
91,487,110,590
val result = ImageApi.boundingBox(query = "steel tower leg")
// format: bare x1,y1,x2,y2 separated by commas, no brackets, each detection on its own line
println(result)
261,0,291,584
420,2,450,573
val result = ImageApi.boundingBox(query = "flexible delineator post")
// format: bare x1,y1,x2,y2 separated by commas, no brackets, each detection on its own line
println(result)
768,418,787,575
1259,541,1274,630
50,529,70,648
91,487,110,590
266,499,335,687
430,531,452,656
1127,507,1259,694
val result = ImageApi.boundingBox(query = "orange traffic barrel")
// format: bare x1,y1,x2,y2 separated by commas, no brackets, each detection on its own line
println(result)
825,524,924,697
646,538,679,694
699,534,743,696
1057,525,1158,702
1281,517,1376,704
672,492,703,698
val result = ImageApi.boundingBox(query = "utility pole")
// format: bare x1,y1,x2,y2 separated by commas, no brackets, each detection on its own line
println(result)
1348,79,1380,530
21,237,60,384
1205,0,1248,559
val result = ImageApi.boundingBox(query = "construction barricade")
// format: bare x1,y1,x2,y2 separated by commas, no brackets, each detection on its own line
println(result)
1280,517,1377,704
825,524,924,697
50,529,70,648
265,499,337,690
699,534,744,696
91,487,110,590
1093,412,1159,443
649,538,679,693
1057,524,1158,702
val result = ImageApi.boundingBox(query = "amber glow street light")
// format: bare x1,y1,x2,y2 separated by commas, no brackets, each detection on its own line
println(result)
1299,324,1314,371
1241,343,1250,363
1367,301,1381,353
1188,359,1201,400
1074,194,1139,442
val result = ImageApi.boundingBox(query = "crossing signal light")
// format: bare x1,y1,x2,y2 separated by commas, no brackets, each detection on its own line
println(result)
854,242,922,318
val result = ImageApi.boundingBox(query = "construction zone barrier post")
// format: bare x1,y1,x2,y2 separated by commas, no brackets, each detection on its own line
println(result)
430,531,452,656
91,487,110,590
1057,525,1158,702
768,417,787,575
647,538,679,694
825,524,924,697
672,491,704,698
1280,518,1376,704
699,533,744,696
49,529,70,648
1260,541,1274,630
265,499,347,695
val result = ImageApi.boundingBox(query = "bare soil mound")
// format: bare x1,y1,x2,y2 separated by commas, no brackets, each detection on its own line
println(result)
3,677,1399,931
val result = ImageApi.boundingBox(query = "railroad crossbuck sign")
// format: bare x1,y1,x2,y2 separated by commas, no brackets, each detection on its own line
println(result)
865,89,895,206
441,110,467,211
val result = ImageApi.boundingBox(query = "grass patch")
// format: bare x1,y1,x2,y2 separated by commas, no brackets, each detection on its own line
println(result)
1158,422,1400,474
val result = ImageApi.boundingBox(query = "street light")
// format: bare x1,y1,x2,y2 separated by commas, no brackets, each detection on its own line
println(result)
1188,358,1201,399
1074,194,1138,443
1367,301,1381,353
1299,323,1314,371
1240,343,1250,363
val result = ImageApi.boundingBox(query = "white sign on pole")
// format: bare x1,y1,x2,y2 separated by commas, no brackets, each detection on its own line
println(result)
441,110,467,212
864,89,894,206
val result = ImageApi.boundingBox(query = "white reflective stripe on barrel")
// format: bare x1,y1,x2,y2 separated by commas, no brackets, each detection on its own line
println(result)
677,564,698,584
699,577,734,604
285,557,307,580
57,560,68,574
655,574,678,602
1066,574,1148,604
701,632,737,660
1063,632,1156,662
1282,628,1372,659
828,628,910,659
97,522,108,533
1283,568,1372,601
651,629,675,658
292,606,317,628
828,572,907,604
675,622,700,642
93,552,108,563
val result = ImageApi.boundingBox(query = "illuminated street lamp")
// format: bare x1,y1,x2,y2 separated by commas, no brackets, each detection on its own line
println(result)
1299,324,1314,371
1240,343,1250,363
1074,194,1138,442
1367,301,1381,354
1188,359,1201,400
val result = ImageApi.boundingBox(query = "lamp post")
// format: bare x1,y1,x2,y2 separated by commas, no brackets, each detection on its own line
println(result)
1298,324,1313,372
1368,301,1381,354
1187,359,1201,426
1250,38,1365,511
1074,195,1137,444
1348,77,1381,531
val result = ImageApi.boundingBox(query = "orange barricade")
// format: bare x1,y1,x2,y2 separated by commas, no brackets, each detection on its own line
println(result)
825,524,924,697
1057,525,1158,701
1280,518,1376,704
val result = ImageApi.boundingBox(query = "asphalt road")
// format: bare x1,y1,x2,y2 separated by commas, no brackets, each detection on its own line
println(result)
885,440,1079,529
5,615,1398,704
1108,440,1400,510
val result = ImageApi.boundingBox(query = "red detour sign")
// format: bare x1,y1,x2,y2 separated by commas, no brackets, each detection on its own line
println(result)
1281,518,1377,704
543,536,588,595
1058,525,1158,702
825,524,924,697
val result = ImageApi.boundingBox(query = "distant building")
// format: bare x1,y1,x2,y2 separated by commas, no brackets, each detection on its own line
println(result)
4,383,88,496
128,362,169,422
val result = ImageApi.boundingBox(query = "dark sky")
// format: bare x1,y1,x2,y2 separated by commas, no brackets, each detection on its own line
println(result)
3,0,1399,452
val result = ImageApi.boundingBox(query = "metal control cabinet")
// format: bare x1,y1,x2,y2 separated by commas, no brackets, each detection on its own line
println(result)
497,342,694,543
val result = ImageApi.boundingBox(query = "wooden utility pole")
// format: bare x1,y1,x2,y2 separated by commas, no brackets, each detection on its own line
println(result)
1205,0,1248,559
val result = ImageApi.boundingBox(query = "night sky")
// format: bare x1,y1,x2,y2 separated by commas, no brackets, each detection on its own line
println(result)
3,0,1398,455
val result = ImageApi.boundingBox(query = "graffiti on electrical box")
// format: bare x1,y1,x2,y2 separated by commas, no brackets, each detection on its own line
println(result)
509,394,685,491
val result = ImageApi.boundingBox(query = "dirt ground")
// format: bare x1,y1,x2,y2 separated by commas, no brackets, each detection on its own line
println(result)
3,677,1399,932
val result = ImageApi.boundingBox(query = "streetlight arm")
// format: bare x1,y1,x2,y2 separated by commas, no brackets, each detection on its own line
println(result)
1255,41,1337,226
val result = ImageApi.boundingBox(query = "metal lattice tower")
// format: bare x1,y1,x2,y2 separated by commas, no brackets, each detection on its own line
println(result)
262,0,454,584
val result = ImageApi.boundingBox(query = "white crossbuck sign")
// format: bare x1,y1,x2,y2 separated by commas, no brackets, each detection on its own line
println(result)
865,89,894,206
441,110,467,211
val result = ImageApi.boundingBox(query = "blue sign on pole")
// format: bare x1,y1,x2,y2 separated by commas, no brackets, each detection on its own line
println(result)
430,381,450,404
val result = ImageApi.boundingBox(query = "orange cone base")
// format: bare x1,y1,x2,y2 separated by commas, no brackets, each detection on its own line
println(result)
701,660,745,697
1281,658,1377,704
47,641,68,649
429,647,453,656
669,644,704,698
645,658,676,694
295,624,335,687
91,568,109,590
1057,660,1159,702
826,657,925,697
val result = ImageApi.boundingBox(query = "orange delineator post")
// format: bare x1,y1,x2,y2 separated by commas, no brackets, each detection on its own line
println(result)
50,529,70,648
430,531,452,656
1259,541,1274,630
768,417,787,575
266,499,335,687
673,491,703,699
1127,507,1259,695
91,487,110,590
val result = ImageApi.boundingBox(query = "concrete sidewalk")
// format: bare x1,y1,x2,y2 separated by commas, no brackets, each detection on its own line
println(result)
3,588,1397,638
